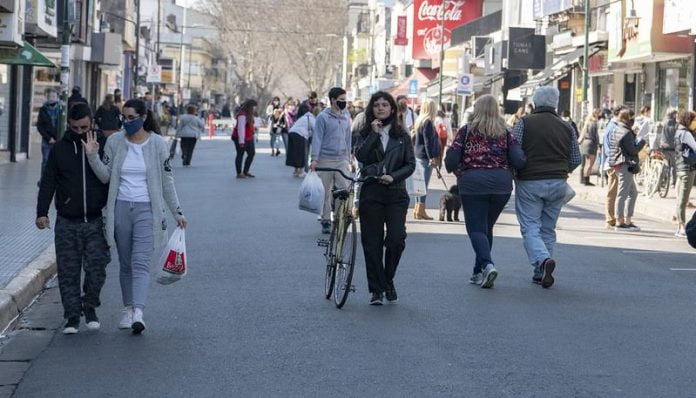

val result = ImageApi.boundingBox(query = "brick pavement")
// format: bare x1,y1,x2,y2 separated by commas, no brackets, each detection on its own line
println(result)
0,148,54,288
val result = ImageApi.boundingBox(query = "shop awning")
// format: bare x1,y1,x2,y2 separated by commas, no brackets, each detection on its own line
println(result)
389,68,438,98
519,45,602,96
0,42,56,67
474,71,505,92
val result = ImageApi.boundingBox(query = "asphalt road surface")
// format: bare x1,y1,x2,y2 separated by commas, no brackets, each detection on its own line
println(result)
9,137,696,397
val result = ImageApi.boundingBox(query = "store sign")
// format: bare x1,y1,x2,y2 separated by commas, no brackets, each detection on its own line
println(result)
507,27,546,70
662,0,693,34
457,73,473,96
146,65,162,83
412,0,483,60
25,0,57,38
0,0,24,46
408,79,418,97
394,16,408,46
533,0,573,20
588,51,607,74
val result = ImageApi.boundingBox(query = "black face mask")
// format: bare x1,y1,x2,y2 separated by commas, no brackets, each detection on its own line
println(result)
380,113,395,127
336,100,347,110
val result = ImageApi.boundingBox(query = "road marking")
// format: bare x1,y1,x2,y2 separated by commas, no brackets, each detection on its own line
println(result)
622,250,691,254
670,268,696,271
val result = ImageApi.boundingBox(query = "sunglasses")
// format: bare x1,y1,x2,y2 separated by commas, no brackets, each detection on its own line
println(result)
121,115,142,122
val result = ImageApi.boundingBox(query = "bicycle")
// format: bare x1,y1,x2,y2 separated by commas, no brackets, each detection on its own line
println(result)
316,167,371,309
643,150,670,198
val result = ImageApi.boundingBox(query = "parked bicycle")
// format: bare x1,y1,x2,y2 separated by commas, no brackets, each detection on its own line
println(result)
643,150,670,198
316,168,371,309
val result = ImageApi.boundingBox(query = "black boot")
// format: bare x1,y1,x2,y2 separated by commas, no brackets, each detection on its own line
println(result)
584,176,595,187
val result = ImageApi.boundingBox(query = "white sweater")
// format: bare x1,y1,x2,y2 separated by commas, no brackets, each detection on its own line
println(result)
289,113,316,139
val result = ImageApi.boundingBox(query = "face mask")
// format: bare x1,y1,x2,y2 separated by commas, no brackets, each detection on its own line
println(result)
336,100,347,110
273,101,279,106
123,118,144,136
690,120,696,131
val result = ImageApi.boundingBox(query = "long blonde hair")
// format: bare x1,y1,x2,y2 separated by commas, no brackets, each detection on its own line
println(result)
414,99,437,132
468,95,507,138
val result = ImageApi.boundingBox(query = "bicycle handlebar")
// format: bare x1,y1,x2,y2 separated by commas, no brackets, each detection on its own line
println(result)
314,167,374,183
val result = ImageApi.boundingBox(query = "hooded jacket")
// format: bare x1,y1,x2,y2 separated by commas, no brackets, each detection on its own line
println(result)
37,103,62,142
37,129,108,220
311,107,352,162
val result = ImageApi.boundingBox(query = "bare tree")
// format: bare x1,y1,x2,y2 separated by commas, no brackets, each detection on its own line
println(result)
200,0,347,105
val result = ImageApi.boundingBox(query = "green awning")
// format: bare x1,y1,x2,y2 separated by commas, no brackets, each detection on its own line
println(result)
0,42,56,67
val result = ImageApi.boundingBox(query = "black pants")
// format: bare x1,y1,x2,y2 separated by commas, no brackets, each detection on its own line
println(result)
180,137,197,166
359,184,409,294
55,217,111,319
233,137,255,174
460,193,511,273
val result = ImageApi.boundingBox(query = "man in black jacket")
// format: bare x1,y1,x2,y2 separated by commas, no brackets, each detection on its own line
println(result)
36,89,62,180
36,103,110,335
67,86,88,110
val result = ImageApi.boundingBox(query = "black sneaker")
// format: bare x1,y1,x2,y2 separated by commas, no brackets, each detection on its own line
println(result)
244,172,256,178
83,306,100,331
541,258,556,288
370,292,383,306
63,317,80,335
385,287,398,304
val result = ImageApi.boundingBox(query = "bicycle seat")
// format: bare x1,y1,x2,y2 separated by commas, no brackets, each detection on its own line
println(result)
332,189,350,200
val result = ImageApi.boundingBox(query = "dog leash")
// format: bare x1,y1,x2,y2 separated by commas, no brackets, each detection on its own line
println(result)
434,165,451,191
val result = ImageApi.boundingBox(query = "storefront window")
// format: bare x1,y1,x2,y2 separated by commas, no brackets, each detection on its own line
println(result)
657,59,691,120
0,65,12,151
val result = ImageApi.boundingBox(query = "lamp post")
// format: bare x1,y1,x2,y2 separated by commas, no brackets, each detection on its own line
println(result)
133,0,141,98
58,0,73,139
582,0,590,121
437,0,446,109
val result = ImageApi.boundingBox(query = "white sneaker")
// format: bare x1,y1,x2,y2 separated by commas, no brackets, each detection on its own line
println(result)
481,264,498,289
119,306,134,329
131,308,146,334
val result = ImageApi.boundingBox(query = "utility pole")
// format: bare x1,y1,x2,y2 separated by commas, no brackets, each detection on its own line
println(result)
582,0,590,120
437,0,446,109
133,0,141,98
156,0,161,97
58,0,72,139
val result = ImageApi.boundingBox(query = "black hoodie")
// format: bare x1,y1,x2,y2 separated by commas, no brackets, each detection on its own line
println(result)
37,129,108,220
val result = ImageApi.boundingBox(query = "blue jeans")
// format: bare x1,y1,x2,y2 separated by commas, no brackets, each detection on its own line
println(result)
515,179,567,268
270,132,281,151
461,193,511,273
41,140,54,179
416,157,433,204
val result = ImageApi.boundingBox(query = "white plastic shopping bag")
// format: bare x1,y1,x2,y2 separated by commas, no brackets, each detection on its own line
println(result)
406,161,427,197
157,227,187,285
299,171,325,214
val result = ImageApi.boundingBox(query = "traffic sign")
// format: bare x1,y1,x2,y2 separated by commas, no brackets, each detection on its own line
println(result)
457,73,473,96
146,65,162,83
408,79,418,98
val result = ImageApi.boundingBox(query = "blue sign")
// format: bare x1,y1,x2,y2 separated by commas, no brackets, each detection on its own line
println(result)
408,80,418,97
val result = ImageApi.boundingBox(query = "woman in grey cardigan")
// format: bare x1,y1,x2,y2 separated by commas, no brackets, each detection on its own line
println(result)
84,99,187,334
176,104,204,166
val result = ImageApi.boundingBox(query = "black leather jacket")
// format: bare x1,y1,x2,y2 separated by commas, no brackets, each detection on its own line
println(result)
355,125,416,190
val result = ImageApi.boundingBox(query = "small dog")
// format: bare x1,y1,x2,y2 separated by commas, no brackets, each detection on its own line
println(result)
439,185,461,222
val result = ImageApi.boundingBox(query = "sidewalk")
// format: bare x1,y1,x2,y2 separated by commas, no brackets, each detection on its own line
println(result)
0,148,56,331
568,170,696,224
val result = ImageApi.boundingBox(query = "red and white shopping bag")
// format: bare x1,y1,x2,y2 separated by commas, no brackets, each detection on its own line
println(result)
157,227,187,285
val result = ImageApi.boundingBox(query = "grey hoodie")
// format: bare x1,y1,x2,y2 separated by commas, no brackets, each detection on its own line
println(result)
311,107,352,162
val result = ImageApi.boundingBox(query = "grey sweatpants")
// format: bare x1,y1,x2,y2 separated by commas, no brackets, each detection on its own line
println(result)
615,164,638,220
114,200,155,309
317,159,351,222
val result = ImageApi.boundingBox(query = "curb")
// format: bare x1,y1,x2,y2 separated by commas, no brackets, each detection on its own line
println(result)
0,244,56,334
572,184,678,223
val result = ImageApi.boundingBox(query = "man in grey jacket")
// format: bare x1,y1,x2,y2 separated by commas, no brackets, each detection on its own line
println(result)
310,87,352,234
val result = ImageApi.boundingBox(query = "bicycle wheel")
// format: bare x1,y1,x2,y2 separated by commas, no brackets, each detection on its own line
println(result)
333,218,357,309
324,222,338,299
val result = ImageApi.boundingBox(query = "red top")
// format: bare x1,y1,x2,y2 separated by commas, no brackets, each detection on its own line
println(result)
233,112,255,144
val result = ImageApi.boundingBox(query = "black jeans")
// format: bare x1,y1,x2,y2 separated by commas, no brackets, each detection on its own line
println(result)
359,184,409,294
233,137,255,174
180,137,197,165
460,193,511,273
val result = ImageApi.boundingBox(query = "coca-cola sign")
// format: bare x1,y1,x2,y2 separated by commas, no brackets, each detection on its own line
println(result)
412,0,483,60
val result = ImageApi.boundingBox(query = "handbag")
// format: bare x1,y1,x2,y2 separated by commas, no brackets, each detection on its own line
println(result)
444,126,468,173
406,160,427,197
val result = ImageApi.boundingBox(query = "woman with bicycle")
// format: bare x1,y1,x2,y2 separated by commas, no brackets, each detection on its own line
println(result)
674,111,696,237
355,91,415,305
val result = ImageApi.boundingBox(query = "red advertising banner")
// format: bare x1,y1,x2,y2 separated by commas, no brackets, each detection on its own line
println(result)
412,0,483,60
395,16,408,46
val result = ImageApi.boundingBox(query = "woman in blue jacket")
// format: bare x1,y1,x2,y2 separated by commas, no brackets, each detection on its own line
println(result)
412,99,440,220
